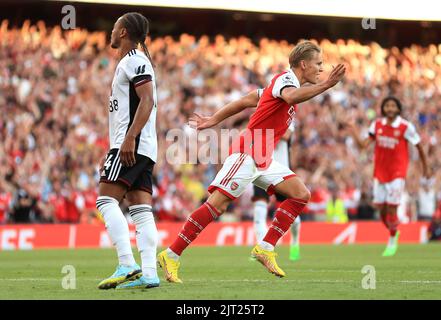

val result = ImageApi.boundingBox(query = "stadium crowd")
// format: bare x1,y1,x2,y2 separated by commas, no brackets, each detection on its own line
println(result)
1,20,441,225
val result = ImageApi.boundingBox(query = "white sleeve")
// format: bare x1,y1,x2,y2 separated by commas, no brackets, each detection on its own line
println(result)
368,121,376,139
288,121,295,132
122,55,154,87
272,73,298,99
404,122,421,145
257,88,264,99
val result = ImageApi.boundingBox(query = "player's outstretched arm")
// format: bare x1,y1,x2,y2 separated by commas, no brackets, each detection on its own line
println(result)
281,64,346,105
416,143,430,178
340,115,372,150
189,90,259,130
120,81,155,167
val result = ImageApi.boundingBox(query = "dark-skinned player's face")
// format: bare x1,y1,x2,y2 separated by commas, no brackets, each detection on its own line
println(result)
383,100,400,119
110,18,124,49
302,51,323,84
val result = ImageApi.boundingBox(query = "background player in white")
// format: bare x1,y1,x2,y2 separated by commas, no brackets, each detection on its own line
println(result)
96,12,160,289
347,97,429,256
251,89,301,261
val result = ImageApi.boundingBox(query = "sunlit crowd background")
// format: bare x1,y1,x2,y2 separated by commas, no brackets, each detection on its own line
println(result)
1,20,441,224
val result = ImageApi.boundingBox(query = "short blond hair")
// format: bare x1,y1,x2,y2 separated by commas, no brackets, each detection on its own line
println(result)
289,41,321,68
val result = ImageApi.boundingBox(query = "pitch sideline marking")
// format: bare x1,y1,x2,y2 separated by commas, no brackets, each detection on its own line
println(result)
1,278,441,284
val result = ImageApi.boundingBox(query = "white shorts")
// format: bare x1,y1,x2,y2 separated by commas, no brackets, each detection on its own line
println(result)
373,178,405,206
208,153,296,199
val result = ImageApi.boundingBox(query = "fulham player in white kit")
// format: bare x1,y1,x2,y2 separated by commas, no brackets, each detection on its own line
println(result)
349,97,429,256
96,12,160,289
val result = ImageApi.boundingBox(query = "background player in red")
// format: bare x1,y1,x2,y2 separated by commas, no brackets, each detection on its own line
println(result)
157,41,346,283
348,97,429,256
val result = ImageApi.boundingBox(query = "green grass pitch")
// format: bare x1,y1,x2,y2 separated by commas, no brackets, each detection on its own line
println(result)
0,244,440,300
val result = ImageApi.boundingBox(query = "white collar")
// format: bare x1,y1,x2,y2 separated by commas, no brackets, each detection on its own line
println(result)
382,116,402,128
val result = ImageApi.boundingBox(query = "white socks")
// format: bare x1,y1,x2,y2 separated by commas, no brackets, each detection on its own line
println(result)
259,217,301,251
290,216,301,246
96,196,136,267
259,241,275,252
129,204,158,279
388,235,397,247
253,200,268,243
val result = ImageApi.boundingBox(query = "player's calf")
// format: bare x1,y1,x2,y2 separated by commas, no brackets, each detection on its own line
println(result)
259,176,309,247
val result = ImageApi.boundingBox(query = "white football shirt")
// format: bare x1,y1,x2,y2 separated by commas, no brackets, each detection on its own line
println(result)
109,49,158,162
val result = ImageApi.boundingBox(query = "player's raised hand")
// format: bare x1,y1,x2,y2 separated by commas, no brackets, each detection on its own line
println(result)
189,113,216,130
325,64,346,88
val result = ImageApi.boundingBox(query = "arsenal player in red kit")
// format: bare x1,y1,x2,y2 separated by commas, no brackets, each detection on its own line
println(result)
348,97,429,256
158,41,346,283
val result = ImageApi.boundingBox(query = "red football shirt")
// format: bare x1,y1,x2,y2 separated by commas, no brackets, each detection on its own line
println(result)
230,70,299,169
369,116,421,183
48,194,68,222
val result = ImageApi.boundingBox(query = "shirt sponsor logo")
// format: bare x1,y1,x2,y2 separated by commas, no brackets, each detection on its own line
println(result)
282,75,294,84
377,135,399,149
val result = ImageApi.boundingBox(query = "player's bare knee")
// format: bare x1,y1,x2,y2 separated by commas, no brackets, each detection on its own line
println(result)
207,193,231,215
210,201,229,215
125,191,152,207
288,187,311,202
387,205,398,214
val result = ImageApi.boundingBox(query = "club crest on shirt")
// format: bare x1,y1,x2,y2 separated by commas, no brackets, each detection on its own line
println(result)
231,182,239,191
394,130,400,137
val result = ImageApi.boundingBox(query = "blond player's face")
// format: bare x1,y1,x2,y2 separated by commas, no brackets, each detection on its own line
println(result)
303,52,324,84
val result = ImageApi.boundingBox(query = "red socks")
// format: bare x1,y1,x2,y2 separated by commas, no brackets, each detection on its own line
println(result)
387,213,399,237
170,202,220,256
380,213,388,229
263,198,307,246
381,211,399,237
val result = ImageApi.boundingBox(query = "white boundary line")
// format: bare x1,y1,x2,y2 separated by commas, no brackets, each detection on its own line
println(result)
1,278,441,284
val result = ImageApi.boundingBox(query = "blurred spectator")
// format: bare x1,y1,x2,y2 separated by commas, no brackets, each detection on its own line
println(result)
9,187,38,223
428,207,441,241
417,178,437,221
356,192,376,220
325,188,348,223
342,180,361,220
397,191,411,224
0,183,12,224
